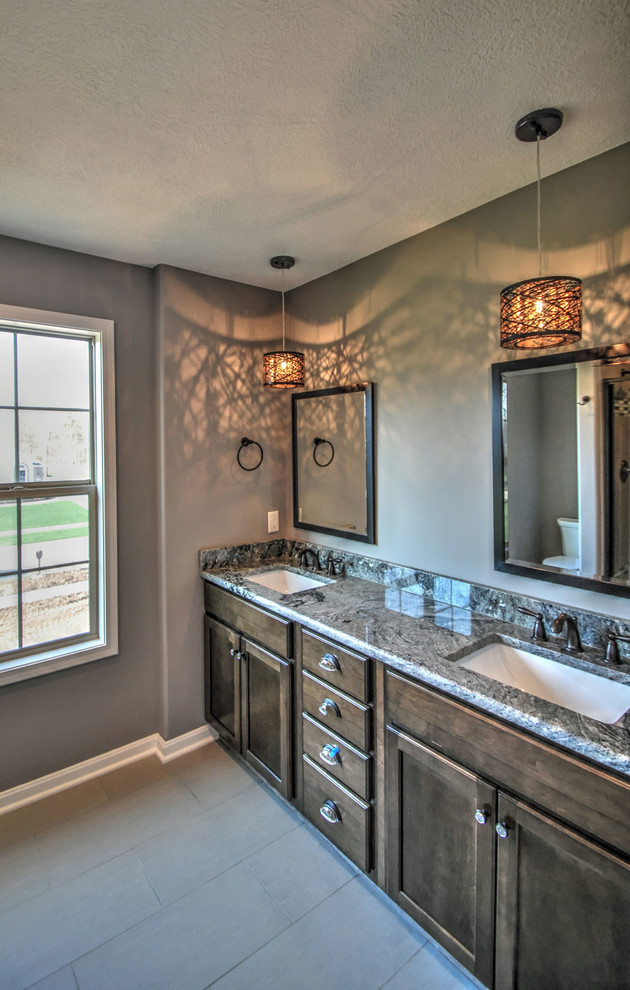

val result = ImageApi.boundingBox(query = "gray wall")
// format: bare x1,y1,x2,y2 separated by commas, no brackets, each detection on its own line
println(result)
156,266,287,739
286,143,630,621
0,236,161,790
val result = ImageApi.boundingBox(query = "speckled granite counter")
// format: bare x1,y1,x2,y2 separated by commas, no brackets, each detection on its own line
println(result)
201,553,630,779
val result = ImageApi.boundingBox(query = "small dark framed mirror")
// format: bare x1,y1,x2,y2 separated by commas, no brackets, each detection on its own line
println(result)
492,344,630,598
292,382,375,543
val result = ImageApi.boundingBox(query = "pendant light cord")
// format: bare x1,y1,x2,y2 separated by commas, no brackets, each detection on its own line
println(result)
536,131,542,277
281,266,286,352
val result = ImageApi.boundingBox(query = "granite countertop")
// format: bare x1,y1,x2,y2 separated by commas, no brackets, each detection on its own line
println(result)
201,561,630,779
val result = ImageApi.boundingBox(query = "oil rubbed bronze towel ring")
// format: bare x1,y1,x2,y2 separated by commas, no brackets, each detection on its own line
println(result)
313,437,334,467
237,437,263,471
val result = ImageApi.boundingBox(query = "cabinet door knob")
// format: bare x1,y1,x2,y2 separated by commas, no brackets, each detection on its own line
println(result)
229,648,237,658
475,809,489,826
320,800,341,824
496,821,510,839
319,653,340,672
318,698,341,718
319,744,342,766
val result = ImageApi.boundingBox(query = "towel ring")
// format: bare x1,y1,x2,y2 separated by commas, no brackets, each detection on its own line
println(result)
237,437,263,471
313,437,335,468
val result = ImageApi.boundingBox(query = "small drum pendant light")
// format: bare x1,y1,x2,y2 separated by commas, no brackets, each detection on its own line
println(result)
500,109,582,349
263,256,305,387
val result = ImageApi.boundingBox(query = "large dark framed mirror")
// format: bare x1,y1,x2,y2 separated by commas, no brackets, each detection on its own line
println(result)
492,344,630,598
292,382,375,543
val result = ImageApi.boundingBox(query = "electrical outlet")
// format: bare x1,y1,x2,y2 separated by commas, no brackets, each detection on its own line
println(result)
267,510,279,533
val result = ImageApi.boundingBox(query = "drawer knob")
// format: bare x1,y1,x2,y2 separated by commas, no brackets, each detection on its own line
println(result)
319,744,342,767
319,653,340,672
320,800,341,824
496,821,510,839
475,809,489,826
318,698,341,719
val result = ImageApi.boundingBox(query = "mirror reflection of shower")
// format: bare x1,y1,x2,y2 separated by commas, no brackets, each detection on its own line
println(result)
604,374,630,582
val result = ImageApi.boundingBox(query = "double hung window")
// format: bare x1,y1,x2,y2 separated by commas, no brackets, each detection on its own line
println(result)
0,305,117,684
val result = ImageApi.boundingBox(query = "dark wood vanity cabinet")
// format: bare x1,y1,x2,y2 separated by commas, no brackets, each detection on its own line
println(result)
384,669,630,990
297,628,374,873
203,584,293,799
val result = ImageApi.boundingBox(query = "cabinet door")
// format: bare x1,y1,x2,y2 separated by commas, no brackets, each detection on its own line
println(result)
495,793,630,990
241,638,293,799
385,726,495,987
204,615,241,750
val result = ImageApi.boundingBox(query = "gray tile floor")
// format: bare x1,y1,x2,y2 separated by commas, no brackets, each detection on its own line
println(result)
0,743,480,990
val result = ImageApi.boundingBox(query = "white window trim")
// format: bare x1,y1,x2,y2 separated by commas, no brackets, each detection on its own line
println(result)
0,303,117,685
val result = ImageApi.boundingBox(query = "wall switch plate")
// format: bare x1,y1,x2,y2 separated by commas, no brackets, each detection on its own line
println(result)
267,510,279,533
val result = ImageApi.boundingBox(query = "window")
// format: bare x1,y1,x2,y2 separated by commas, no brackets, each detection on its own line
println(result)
0,304,117,684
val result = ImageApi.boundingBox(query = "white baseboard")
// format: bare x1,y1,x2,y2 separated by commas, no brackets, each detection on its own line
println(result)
0,723,218,815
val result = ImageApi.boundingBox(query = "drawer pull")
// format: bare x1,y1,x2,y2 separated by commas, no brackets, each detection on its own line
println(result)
318,698,341,719
496,821,510,839
319,744,342,766
320,800,341,824
475,809,489,826
319,653,340,672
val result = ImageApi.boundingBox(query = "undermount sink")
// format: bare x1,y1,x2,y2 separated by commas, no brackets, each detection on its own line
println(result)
457,642,630,724
247,568,331,594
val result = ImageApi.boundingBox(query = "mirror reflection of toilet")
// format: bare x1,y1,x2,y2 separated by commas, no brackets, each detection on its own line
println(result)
542,518,580,572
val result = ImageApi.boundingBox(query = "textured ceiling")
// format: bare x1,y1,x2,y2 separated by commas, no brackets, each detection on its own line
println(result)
1,0,629,289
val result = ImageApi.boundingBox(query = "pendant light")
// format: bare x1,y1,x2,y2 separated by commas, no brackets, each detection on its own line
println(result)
263,255,305,388
500,108,582,349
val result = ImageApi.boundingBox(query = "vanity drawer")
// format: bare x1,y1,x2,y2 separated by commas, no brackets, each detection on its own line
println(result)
301,629,370,702
302,755,372,873
204,583,292,658
302,670,371,751
302,713,371,800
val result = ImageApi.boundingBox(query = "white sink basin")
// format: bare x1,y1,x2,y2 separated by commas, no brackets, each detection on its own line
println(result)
457,642,630,724
248,569,331,594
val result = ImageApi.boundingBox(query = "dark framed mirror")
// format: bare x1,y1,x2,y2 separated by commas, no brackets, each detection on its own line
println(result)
292,382,375,543
492,344,630,598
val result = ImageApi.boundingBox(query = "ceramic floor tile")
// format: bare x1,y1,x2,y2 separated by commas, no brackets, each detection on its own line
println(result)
72,861,291,990
136,782,300,905
381,943,480,990
26,967,78,990
0,851,160,990
0,779,109,850
36,777,204,886
211,875,426,990
99,757,170,801
245,822,357,920
0,835,49,911
169,744,256,810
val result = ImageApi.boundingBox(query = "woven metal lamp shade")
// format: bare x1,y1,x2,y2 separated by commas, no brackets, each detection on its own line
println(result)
263,350,305,388
500,276,582,349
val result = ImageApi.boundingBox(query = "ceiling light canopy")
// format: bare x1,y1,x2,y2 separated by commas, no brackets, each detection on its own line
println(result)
263,256,305,388
500,108,582,350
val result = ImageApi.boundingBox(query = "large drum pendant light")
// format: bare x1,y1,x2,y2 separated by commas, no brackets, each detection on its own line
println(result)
263,256,305,388
500,108,582,349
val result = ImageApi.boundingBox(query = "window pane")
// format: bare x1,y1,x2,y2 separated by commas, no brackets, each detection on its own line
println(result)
0,575,18,653
19,410,91,481
22,564,90,647
17,334,90,409
0,332,14,404
0,501,18,574
0,410,16,483
20,496,89,569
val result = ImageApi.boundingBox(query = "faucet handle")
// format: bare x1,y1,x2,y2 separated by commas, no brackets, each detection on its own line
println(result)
518,607,547,642
605,631,630,664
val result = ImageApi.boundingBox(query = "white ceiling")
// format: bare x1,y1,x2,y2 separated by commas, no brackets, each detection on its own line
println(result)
1,0,629,290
